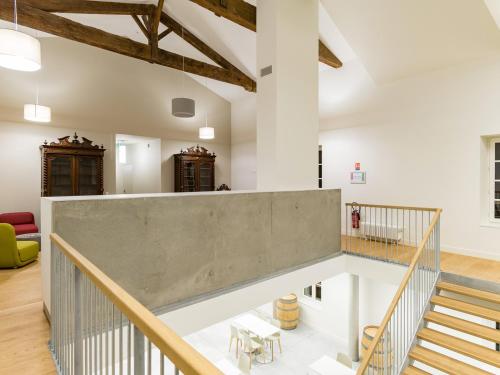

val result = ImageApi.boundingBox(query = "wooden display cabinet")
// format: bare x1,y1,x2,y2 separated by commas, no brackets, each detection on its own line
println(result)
40,133,106,197
174,145,216,192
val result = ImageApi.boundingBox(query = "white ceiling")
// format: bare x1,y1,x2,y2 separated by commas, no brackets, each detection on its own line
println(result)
1,0,500,120
322,0,500,84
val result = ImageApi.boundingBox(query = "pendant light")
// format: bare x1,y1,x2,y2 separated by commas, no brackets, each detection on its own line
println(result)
172,27,195,118
24,87,51,123
199,77,214,140
0,0,41,72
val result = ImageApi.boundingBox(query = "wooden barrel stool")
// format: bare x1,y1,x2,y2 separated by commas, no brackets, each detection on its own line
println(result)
276,294,299,330
361,325,393,372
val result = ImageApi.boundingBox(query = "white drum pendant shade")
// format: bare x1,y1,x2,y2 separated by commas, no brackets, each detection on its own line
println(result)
24,104,51,123
0,29,41,72
199,126,215,140
172,97,195,118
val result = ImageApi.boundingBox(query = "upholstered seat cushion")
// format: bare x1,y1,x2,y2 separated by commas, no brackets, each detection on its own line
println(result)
14,223,39,235
17,241,39,262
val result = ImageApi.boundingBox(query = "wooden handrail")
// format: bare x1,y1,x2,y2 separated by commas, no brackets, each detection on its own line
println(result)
346,202,439,212
356,208,442,374
50,233,223,375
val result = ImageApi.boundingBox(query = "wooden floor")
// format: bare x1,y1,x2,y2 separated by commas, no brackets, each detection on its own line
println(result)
342,235,500,284
0,260,56,375
0,248,498,375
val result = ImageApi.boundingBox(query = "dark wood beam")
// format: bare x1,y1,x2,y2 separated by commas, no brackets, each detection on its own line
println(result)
188,0,343,68
18,0,154,15
131,14,150,39
0,2,254,90
160,12,255,91
158,28,173,41
150,0,165,58
319,41,342,69
189,0,256,31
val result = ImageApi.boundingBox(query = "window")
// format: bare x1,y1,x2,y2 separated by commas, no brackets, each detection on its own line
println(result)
491,139,500,221
318,145,323,188
303,282,322,301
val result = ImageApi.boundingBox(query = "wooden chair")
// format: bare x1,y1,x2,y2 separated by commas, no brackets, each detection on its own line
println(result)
229,325,244,357
241,331,263,368
337,352,353,369
238,353,251,375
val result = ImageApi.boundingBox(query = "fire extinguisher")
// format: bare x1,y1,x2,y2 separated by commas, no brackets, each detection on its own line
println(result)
352,205,360,229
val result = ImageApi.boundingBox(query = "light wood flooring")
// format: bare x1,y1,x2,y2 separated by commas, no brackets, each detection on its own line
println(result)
342,235,500,283
0,247,498,374
0,260,56,375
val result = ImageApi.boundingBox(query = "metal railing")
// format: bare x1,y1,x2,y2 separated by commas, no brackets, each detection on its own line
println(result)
355,205,442,375
49,233,223,375
344,203,439,265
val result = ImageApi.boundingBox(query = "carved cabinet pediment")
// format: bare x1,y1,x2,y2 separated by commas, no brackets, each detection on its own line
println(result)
174,145,216,192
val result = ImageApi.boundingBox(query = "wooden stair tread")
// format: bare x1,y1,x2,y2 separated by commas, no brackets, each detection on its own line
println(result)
409,345,492,375
417,328,500,367
431,295,500,321
425,311,500,343
437,282,500,304
403,365,430,374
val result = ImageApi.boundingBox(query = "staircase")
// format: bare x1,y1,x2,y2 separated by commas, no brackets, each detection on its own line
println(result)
404,281,500,375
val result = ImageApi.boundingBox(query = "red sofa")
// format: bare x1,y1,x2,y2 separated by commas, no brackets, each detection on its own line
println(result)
0,212,39,235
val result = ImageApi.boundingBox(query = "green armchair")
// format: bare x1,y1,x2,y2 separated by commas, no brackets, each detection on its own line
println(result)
0,223,38,268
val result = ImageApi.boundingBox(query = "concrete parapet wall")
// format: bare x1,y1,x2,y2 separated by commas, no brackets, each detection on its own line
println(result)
45,190,341,310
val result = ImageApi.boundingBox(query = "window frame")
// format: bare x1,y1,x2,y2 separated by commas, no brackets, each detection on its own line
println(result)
303,282,322,302
490,138,500,222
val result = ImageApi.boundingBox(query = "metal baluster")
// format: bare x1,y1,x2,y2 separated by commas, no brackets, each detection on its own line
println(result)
147,339,152,375
160,353,164,375
127,321,131,375
134,326,145,375
119,313,123,375
112,305,116,375
75,267,83,375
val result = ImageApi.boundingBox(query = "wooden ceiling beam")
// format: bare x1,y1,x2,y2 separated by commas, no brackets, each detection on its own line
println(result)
158,28,172,41
188,0,343,69
188,0,256,32
0,2,254,90
150,0,165,58
17,0,154,15
319,40,342,69
131,14,150,39
160,12,255,91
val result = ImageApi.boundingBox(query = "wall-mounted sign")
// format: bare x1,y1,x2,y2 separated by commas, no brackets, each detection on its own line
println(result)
351,171,366,184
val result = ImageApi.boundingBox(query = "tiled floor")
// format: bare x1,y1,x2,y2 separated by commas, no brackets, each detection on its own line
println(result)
184,307,352,375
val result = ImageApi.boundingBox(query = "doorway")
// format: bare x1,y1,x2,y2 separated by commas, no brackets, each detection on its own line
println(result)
115,134,162,194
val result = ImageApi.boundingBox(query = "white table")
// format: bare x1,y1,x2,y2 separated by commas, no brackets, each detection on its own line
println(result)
215,359,241,375
233,314,280,339
308,355,355,375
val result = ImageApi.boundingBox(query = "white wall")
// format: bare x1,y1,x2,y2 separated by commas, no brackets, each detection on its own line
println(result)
116,139,162,194
0,122,116,226
297,257,404,350
320,55,500,260
230,55,500,260
0,37,232,222
231,95,257,190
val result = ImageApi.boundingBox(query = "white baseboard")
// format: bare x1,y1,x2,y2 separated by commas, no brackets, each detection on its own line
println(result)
441,244,500,261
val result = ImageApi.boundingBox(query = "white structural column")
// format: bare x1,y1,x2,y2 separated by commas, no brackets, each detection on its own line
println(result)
348,274,360,361
256,0,319,190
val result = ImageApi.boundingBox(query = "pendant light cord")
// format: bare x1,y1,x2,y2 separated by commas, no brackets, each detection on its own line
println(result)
181,27,185,94
205,76,209,128
14,0,18,31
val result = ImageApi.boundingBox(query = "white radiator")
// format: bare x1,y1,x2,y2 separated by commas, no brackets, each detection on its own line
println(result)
360,221,403,243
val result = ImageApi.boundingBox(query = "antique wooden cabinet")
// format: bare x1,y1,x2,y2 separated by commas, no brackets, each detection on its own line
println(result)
40,133,106,197
174,145,216,192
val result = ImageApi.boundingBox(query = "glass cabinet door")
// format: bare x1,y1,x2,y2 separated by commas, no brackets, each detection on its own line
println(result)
48,156,74,196
183,161,197,192
78,157,99,195
199,161,213,191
